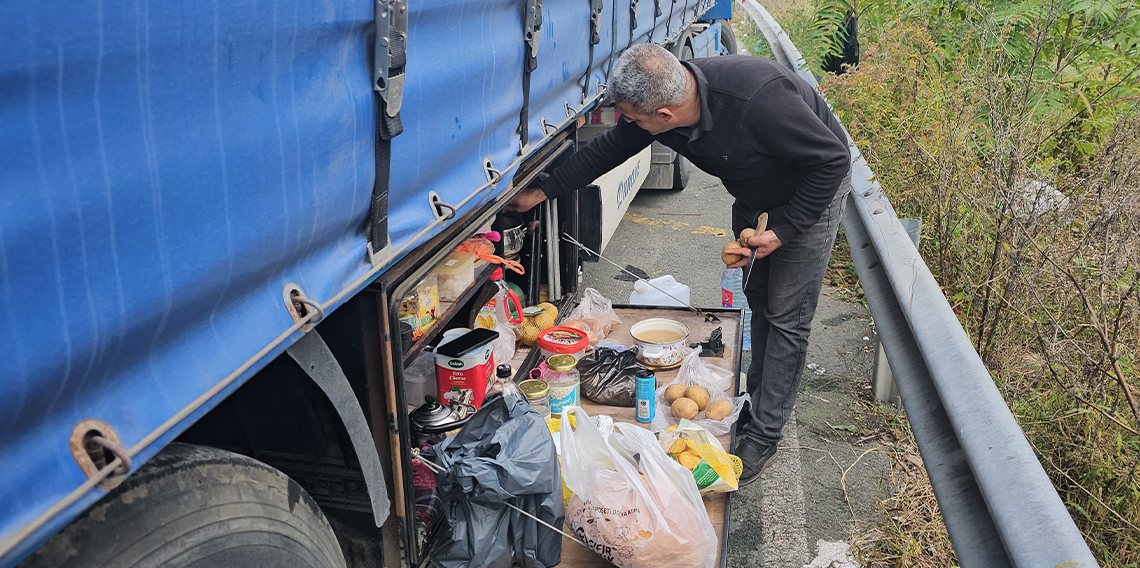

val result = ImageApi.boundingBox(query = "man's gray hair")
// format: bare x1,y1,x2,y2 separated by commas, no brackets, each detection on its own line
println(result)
608,44,689,114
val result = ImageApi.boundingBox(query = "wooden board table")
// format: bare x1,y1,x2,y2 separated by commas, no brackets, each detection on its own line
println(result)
515,305,743,568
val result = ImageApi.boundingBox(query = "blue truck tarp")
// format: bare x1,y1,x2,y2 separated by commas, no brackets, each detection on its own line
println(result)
0,0,714,564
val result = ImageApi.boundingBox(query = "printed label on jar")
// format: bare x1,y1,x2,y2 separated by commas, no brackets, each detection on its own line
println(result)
541,328,588,345
548,384,579,414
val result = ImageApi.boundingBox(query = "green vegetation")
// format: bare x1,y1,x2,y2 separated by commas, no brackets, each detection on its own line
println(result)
737,0,1140,564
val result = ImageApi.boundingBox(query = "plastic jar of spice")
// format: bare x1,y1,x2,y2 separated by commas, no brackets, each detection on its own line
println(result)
543,354,580,416
518,379,551,420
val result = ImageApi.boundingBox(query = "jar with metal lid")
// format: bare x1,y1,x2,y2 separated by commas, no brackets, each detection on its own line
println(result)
543,354,580,416
518,379,551,420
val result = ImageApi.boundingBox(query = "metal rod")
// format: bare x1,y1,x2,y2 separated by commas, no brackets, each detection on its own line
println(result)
561,233,711,319
414,450,591,551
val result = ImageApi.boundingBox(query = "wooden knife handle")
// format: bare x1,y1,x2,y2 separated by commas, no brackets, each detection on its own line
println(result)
738,212,770,248
755,212,768,233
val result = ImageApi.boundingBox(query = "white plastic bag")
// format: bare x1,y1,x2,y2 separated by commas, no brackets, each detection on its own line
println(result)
651,348,749,436
560,407,717,568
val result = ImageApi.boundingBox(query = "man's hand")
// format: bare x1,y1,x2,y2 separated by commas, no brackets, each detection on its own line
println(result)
505,188,548,213
723,230,783,268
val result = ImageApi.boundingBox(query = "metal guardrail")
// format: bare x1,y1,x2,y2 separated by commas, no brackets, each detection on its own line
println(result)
739,2,1099,566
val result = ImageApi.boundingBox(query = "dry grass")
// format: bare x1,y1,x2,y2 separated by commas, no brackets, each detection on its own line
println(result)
851,417,958,568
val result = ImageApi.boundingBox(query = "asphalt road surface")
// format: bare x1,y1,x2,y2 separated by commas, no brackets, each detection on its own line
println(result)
580,170,893,567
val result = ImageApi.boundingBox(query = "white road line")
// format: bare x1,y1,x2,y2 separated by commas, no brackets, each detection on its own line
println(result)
761,411,810,567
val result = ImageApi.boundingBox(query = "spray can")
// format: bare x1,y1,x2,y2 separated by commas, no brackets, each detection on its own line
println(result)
635,369,656,423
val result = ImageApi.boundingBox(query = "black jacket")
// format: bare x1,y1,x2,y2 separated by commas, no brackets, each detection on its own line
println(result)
540,55,850,243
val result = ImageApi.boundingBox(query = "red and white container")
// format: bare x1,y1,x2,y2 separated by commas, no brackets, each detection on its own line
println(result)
536,326,590,362
435,333,495,408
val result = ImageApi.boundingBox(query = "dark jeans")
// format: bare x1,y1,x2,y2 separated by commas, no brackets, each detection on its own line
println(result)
731,175,851,446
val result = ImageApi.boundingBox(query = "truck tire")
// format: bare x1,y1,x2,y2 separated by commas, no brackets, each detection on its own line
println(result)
717,20,739,55
671,155,692,190
22,443,347,568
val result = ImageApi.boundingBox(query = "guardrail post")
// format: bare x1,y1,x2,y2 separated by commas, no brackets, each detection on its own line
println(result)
870,218,920,406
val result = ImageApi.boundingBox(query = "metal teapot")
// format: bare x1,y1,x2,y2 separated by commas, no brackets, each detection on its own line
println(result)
409,395,475,447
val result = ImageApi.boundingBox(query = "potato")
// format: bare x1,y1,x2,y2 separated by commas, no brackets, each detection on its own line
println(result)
678,451,702,471
705,399,733,421
664,384,688,403
738,228,757,247
721,241,744,265
684,385,710,411
671,397,699,420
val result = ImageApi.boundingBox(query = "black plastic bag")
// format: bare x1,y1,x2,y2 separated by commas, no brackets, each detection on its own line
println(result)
429,392,564,568
578,347,647,407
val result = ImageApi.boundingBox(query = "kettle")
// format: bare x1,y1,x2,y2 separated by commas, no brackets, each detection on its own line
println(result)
409,395,475,447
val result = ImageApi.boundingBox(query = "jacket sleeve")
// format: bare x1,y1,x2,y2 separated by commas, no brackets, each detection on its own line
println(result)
747,76,850,243
539,119,654,199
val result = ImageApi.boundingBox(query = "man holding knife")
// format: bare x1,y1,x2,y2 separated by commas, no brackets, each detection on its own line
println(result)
508,44,851,485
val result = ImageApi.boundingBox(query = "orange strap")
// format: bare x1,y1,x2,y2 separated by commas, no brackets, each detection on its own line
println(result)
456,238,525,275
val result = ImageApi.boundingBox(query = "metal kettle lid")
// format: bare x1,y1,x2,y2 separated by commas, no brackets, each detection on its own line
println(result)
410,396,458,429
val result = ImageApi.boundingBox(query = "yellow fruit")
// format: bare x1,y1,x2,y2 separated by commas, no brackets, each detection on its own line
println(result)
671,397,699,420
721,242,744,265
664,384,688,403
685,385,710,411
519,303,559,346
678,452,702,471
534,311,555,330
668,439,688,455
536,302,558,320
519,323,541,345
706,399,732,420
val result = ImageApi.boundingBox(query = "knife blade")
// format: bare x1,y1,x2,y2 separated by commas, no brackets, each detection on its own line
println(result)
741,212,768,290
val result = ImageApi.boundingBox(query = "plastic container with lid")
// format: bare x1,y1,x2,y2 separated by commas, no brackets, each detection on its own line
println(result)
518,378,551,420
628,274,690,307
543,354,580,416
536,326,590,362
434,252,477,302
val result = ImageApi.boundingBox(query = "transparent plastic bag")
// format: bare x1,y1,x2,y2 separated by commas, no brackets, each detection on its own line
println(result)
561,288,620,346
560,407,717,568
651,348,749,436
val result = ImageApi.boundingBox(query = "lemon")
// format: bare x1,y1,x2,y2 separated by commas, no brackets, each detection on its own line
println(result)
519,303,559,346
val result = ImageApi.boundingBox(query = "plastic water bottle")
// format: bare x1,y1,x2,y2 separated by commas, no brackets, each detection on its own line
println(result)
721,268,752,351
628,275,690,307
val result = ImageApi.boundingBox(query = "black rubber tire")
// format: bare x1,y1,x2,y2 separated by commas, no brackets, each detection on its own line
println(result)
671,155,693,190
716,20,739,55
22,443,347,568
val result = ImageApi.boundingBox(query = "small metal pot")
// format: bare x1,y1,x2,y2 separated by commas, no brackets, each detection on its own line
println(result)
630,318,691,368
498,214,526,259
409,395,475,447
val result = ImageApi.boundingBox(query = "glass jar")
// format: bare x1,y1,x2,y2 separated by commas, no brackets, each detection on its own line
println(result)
543,354,580,416
518,379,551,420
